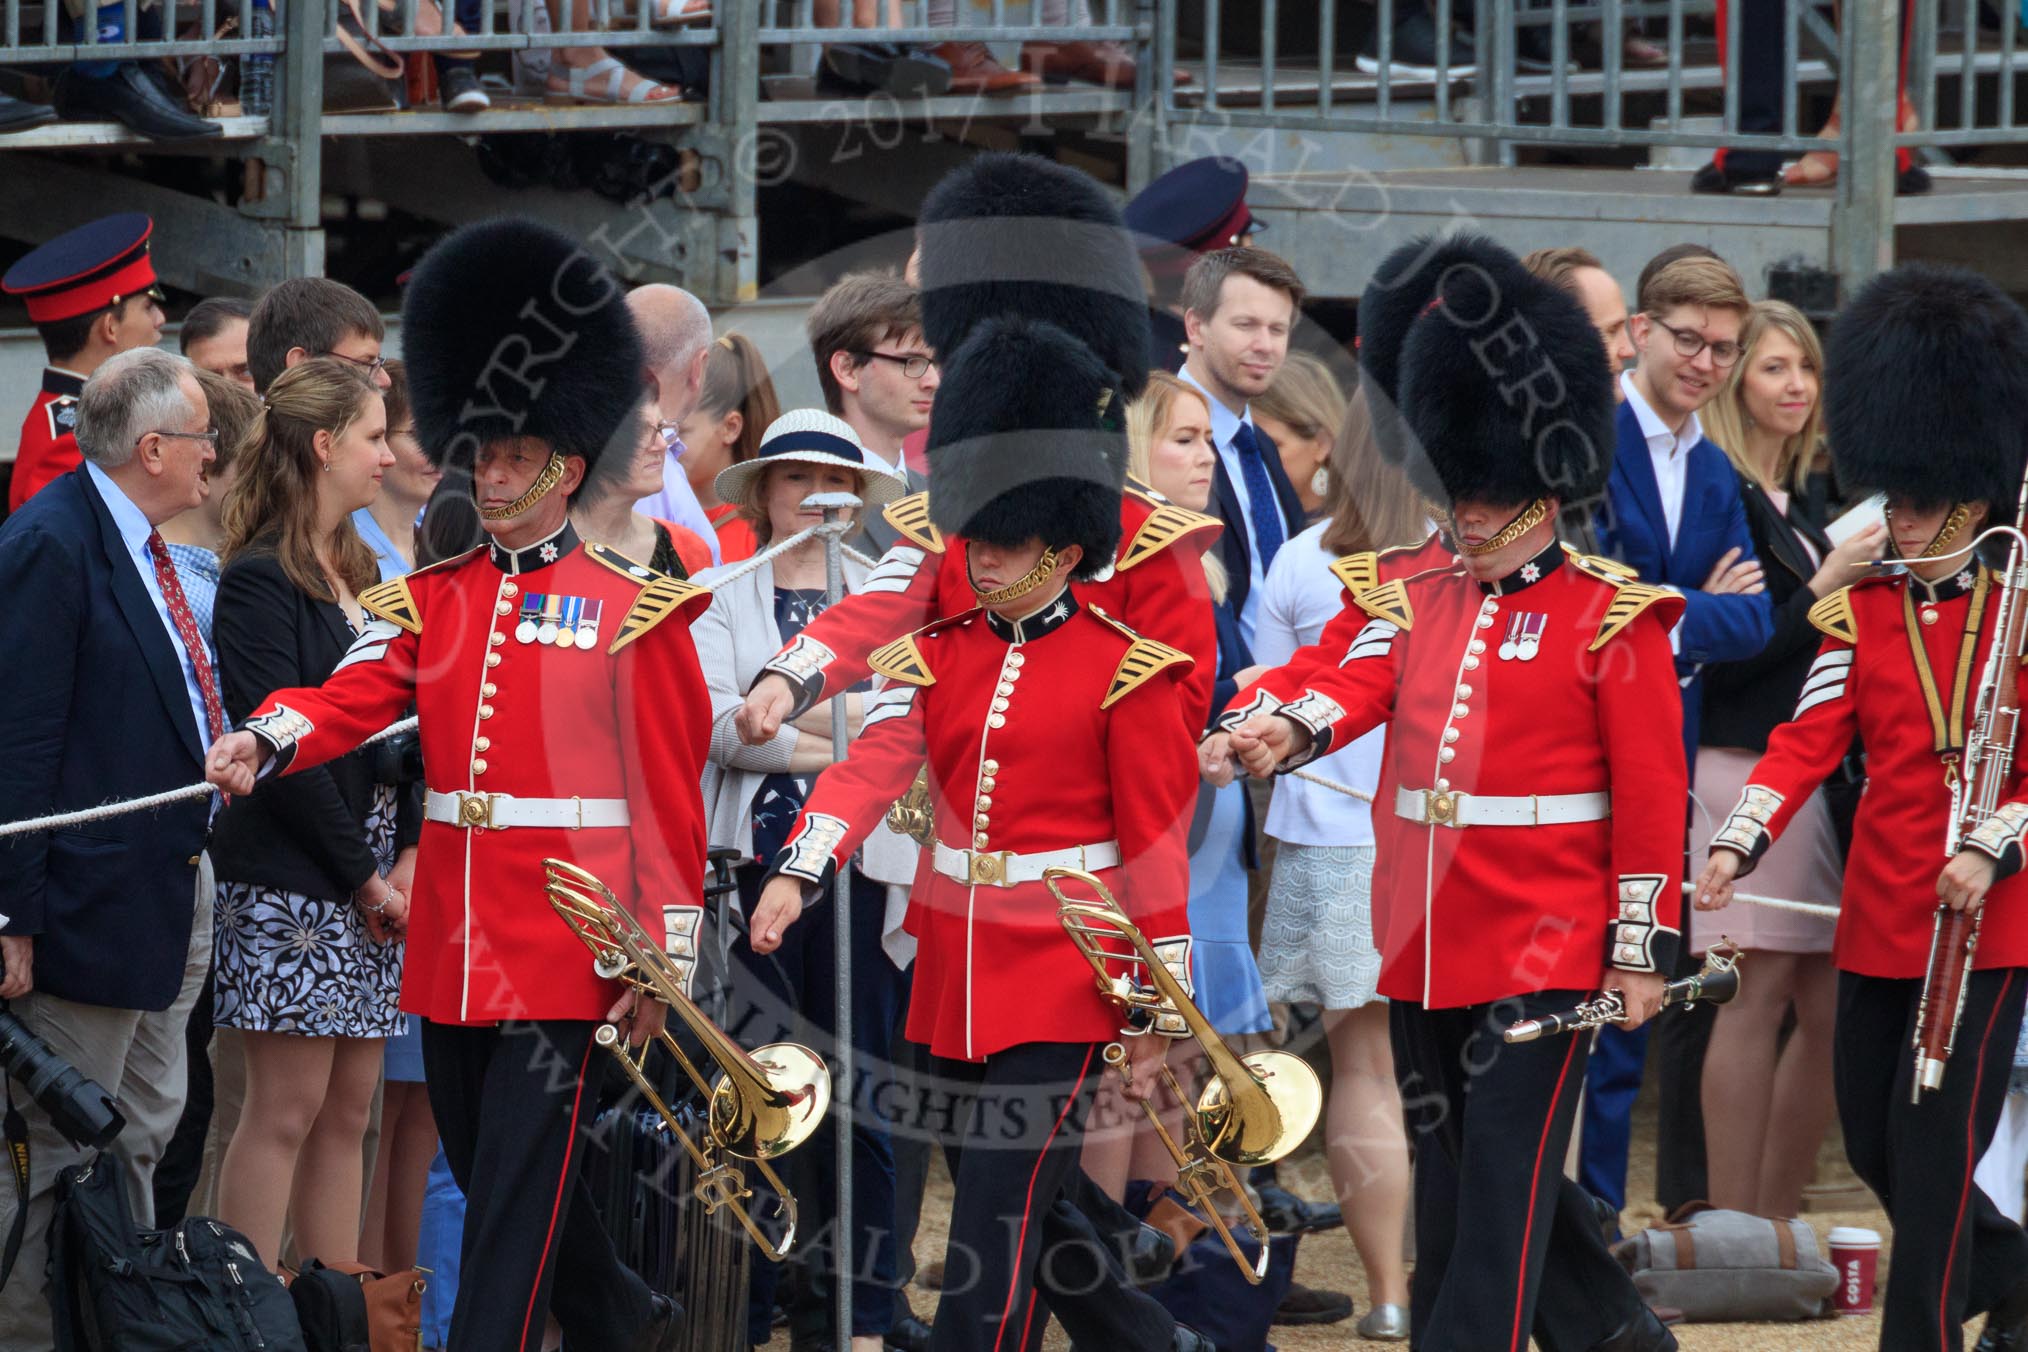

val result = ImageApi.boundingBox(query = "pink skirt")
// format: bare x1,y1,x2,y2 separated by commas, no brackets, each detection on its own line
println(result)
1688,745,1842,955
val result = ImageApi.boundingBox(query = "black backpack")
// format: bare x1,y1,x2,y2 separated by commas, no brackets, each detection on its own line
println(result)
288,1258,371,1352
49,1151,306,1352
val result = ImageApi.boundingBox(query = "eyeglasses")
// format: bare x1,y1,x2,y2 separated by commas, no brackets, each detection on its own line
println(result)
857,350,937,379
146,428,220,447
657,421,686,454
321,350,389,376
1648,315,1742,368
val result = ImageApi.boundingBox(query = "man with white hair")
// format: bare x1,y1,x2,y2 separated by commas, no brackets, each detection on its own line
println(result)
0,346,219,1345
627,282,724,564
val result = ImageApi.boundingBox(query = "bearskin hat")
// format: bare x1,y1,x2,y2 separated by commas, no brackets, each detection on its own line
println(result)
401,218,643,485
916,152,1150,396
925,315,1126,578
1358,233,1616,508
1825,263,2028,521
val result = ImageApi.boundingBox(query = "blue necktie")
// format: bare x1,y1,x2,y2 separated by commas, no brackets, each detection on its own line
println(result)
1231,421,1285,573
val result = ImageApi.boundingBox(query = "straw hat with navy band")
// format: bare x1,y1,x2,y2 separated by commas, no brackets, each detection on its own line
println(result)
713,408,909,518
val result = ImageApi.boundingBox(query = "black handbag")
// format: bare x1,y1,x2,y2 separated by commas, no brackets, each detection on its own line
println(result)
49,1150,307,1352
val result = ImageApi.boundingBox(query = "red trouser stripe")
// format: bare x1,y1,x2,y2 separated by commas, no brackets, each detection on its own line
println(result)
1509,1031,1585,1352
998,1044,1098,1352
517,1036,598,1352
1938,969,2020,1350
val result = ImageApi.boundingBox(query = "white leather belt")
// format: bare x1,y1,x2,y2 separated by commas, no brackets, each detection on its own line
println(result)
932,839,1122,888
1393,786,1610,829
425,790,631,831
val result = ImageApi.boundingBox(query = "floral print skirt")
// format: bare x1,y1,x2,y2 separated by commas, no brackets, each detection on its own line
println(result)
213,786,406,1038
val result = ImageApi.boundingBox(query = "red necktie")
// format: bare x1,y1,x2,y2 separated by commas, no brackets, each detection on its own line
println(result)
145,530,226,745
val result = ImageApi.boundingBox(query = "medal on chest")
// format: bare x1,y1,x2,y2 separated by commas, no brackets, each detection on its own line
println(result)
515,593,602,650
1498,612,1547,662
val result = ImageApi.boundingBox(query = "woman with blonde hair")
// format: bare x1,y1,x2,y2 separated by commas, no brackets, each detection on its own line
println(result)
1249,384,1426,1338
1251,350,1346,518
1691,300,1884,1218
209,357,411,1270
678,332,782,563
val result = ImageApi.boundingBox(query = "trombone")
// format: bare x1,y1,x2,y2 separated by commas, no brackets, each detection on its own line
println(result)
1047,867,1323,1284
543,858,832,1262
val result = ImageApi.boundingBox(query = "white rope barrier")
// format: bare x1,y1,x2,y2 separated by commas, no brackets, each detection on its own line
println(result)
0,716,419,840
704,519,858,590
1680,881,1840,919
1291,768,1376,803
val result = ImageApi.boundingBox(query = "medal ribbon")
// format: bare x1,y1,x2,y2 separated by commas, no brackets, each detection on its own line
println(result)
1901,570,1991,758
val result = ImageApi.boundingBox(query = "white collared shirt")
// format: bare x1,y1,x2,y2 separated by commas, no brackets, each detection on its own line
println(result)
1620,368,1703,548
86,461,212,745
1179,362,1269,646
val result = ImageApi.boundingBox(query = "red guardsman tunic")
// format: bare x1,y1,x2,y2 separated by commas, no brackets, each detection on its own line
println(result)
1710,568,2028,976
770,595,1198,1061
760,483,1223,730
9,369,84,512
1223,542,1689,1008
240,526,713,1023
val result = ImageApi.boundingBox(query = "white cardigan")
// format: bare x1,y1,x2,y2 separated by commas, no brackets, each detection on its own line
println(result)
691,553,919,961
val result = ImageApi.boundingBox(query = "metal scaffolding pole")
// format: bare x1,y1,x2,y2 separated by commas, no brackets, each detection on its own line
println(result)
1831,0,1899,298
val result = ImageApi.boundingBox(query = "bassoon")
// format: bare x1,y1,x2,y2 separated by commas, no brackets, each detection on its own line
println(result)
1915,467,2028,1101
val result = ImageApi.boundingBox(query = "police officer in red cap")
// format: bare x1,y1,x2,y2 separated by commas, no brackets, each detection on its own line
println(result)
1210,235,1685,1352
3,213,167,512
205,219,703,1352
1124,156,1264,372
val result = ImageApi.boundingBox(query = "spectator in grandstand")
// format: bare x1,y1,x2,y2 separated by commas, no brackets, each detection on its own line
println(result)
1250,350,1345,519
627,283,725,566
247,276,390,395
692,409,908,1352
180,297,255,390
1253,385,1427,1341
3,213,169,510
1690,300,1873,1219
147,367,259,1229
811,0,953,97
1587,249,1773,1226
675,333,780,563
209,357,411,1272
805,271,936,551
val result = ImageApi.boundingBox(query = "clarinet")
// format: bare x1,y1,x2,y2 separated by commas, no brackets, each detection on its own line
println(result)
1503,945,1742,1043
1914,469,2028,1102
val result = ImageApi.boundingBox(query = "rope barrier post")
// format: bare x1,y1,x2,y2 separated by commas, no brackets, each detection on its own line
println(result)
805,489,861,1351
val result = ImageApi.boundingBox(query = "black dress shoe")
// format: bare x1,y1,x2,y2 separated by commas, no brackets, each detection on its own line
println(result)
1691,159,1781,196
1255,1181,1344,1235
0,92,56,132
1900,163,1934,195
1589,1306,1678,1352
885,1313,933,1352
1272,1281,1354,1326
627,1292,684,1352
53,63,221,140
1125,1220,1178,1284
1173,1323,1217,1352
1975,1273,2028,1351
819,41,952,98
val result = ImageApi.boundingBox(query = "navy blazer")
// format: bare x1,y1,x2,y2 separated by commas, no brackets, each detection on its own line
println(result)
1210,422,1306,620
1595,401,1775,756
0,467,210,1011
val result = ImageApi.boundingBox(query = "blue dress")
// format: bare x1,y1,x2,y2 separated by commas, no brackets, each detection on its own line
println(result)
1187,597,1272,1036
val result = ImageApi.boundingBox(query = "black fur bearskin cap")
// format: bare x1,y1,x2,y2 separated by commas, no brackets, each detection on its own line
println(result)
402,217,644,485
1361,233,1616,508
925,314,1126,578
1826,262,2028,522
916,152,1150,397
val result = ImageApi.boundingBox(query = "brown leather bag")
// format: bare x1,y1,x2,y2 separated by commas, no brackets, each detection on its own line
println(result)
328,0,405,113
323,1261,428,1352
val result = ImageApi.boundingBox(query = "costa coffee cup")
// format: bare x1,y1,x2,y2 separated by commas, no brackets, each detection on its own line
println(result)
1828,1226,1882,1316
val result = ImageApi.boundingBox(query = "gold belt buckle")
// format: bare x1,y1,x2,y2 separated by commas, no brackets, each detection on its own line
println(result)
966,849,1011,887
456,791,499,830
1424,789,1457,827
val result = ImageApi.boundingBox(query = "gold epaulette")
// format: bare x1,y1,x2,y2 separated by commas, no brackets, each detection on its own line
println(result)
582,545,711,653
1588,581,1679,653
868,633,936,687
1807,587,1858,644
881,492,945,554
1564,548,1641,582
1353,578,1413,631
1118,483,1222,571
586,542,666,584
1088,606,1192,709
359,577,422,635
1329,552,1382,598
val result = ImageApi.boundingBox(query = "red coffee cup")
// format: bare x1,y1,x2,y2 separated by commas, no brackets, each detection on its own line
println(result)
1828,1226,1881,1316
